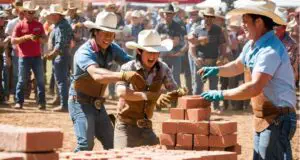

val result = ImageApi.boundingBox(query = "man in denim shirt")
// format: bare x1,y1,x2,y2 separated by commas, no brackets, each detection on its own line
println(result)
68,11,146,152
44,4,73,112
199,1,297,159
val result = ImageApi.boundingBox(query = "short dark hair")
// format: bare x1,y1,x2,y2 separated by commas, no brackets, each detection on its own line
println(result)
90,29,101,38
246,14,277,30
135,49,160,70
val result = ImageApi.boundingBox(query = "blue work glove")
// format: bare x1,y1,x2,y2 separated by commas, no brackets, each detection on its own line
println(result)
198,66,219,81
200,90,224,102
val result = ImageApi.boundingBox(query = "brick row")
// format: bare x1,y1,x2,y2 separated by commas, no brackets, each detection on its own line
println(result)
0,152,58,160
0,124,63,152
177,96,211,109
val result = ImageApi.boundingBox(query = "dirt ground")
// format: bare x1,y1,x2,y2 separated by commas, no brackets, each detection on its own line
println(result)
0,92,299,160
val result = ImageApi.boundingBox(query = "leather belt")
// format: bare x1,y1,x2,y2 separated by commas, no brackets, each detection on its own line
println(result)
69,95,105,110
277,107,296,115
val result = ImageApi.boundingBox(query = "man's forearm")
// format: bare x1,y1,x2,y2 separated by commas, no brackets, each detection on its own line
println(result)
222,81,260,100
11,37,28,45
88,66,123,84
218,59,244,77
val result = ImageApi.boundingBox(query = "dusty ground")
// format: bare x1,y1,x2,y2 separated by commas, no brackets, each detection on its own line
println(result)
0,93,299,160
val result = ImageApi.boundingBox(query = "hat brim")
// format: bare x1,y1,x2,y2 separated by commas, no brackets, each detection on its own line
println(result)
125,39,173,53
226,7,287,26
48,11,65,16
84,21,120,33
20,6,39,11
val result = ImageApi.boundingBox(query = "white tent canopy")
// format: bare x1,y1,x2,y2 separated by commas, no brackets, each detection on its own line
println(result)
234,0,300,8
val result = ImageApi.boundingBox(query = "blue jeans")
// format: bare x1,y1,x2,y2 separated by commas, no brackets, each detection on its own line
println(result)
11,54,19,95
182,52,192,94
15,57,45,105
68,100,114,152
253,112,297,160
162,56,182,86
192,58,219,109
53,55,69,108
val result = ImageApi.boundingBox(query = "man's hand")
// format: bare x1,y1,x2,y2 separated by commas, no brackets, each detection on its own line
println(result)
200,90,224,102
122,71,146,90
44,51,59,60
197,66,219,81
194,57,204,67
22,34,34,42
156,94,172,108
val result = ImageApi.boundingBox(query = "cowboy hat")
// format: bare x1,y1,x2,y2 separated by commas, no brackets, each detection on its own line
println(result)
0,11,8,18
126,30,173,52
21,1,39,12
84,11,120,33
185,6,198,13
48,4,65,16
275,7,288,25
202,7,215,17
226,0,286,26
162,3,176,13
131,10,141,18
13,0,22,8
67,2,77,10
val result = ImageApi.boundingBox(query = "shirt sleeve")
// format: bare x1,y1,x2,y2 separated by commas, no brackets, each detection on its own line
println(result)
238,41,251,65
12,23,21,38
252,48,281,76
53,26,71,54
5,21,13,36
162,63,178,91
74,49,98,72
111,43,132,65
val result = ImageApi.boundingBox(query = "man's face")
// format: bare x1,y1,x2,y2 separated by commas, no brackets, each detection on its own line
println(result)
241,14,259,40
164,12,175,23
95,30,115,49
204,15,214,27
68,8,77,18
24,10,35,21
274,25,286,37
131,16,140,25
49,14,60,24
189,11,199,22
139,50,160,70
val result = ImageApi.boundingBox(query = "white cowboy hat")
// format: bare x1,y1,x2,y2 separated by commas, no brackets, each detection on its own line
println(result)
185,6,198,13
21,1,39,12
226,0,286,26
67,2,77,10
202,7,216,17
84,11,120,33
39,9,49,18
48,4,65,15
126,30,173,52
275,7,288,25
131,10,141,18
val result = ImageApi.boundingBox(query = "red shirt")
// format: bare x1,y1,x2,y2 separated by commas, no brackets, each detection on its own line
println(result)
12,19,45,57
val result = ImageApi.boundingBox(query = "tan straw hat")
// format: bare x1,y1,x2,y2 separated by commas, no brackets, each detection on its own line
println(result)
227,0,286,25
84,11,120,33
126,30,173,52
48,4,65,15
202,7,215,17
21,1,39,11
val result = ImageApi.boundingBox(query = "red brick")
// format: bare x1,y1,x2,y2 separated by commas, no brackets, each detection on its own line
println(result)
161,145,175,150
0,153,23,160
209,121,237,136
193,146,209,151
209,147,225,151
186,108,211,121
159,133,176,146
0,125,63,152
0,152,58,160
162,121,178,134
213,151,237,160
226,144,241,155
193,134,209,148
175,146,193,150
177,96,211,109
209,134,237,147
177,121,209,135
170,108,185,120
176,133,193,148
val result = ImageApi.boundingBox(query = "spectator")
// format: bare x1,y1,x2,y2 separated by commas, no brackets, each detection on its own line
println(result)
11,1,47,109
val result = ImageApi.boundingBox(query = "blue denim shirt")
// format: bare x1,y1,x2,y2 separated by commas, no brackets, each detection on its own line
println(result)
238,31,296,107
51,18,73,56
69,39,132,96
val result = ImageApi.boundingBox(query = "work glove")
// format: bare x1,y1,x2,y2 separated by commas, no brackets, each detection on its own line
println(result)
200,90,224,102
197,66,219,81
156,94,172,108
121,71,146,90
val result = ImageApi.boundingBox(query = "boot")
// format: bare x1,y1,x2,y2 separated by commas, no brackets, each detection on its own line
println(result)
48,95,60,105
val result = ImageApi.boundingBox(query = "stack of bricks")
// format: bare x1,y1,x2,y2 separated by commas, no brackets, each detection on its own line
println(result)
160,95,241,155
0,124,63,160
59,146,237,160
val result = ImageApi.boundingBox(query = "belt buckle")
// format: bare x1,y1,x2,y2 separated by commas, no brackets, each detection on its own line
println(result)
137,119,152,128
94,99,103,110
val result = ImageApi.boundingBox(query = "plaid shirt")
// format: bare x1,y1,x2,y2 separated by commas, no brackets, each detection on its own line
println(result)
117,60,178,91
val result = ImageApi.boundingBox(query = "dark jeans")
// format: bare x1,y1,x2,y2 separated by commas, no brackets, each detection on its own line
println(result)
15,57,45,105
253,112,297,160
0,54,4,101
68,100,114,152
114,120,159,149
